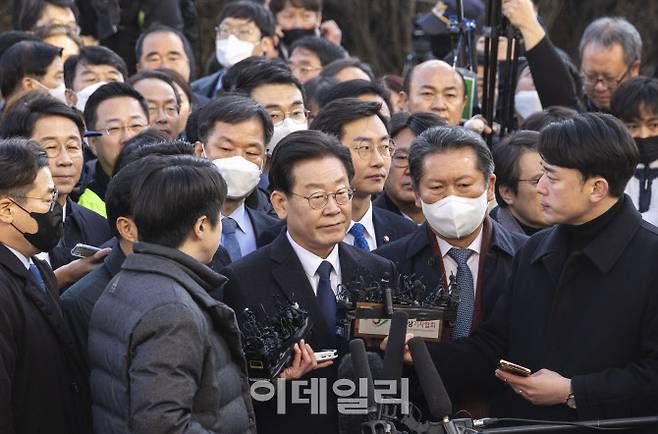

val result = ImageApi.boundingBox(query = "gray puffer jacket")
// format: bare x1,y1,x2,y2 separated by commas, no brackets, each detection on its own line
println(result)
88,242,256,434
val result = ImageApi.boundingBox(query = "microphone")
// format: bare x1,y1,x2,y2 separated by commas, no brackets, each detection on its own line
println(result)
408,337,452,422
381,310,408,384
349,339,378,419
337,351,385,434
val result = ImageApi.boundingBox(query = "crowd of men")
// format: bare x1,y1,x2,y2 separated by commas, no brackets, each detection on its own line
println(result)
1,0,658,433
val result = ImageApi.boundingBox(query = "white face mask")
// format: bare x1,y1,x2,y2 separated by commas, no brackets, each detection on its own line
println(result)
213,156,262,199
514,90,543,120
74,81,107,112
48,83,67,104
267,118,307,155
421,190,489,239
215,35,256,68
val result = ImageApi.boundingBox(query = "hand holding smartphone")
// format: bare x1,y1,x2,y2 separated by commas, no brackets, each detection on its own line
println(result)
498,359,532,377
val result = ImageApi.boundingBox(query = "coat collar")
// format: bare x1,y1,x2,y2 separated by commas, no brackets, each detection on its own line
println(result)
530,195,641,274
104,237,126,277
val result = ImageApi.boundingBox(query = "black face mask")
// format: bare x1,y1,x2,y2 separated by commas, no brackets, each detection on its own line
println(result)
635,136,658,165
282,28,318,47
11,200,64,252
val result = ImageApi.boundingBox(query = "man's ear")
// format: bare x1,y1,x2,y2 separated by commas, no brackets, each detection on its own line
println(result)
0,198,14,225
398,91,408,111
86,137,98,157
487,174,497,203
270,190,289,220
630,59,641,77
194,141,206,158
589,176,610,203
498,184,515,206
116,216,138,243
258,37,275,58
65,88,77,107
413,189,422,209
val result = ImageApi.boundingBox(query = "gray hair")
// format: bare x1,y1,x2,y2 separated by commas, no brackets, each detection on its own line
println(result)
408,125,494,190
579,17,642,66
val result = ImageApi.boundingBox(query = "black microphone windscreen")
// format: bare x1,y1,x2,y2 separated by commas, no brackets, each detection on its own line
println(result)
408,337,452,421
382,310,408,382
348,339,377,411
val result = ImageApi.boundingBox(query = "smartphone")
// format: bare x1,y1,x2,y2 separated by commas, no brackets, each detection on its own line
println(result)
70,243,102,258
315,350,338,362
498,359,531,377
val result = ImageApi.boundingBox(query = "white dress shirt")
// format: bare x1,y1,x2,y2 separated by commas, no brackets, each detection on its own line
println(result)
4,244,32,270
287,231,342,296
625,161,658,226
344,200,377,251
436,229,483,297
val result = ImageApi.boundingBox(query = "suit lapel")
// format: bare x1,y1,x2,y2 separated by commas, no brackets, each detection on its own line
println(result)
269,234,333,344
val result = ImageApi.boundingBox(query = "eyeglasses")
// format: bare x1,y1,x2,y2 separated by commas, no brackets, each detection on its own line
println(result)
268,108,309,127
148,104,179,119
42,142,84,159
391,151,409,168
11,189,59,212
291,187,354,210
215,25,259,41
518,176,542,186
350,138,396,160
289,63,321,77
582,63,634,90
90,123,148,137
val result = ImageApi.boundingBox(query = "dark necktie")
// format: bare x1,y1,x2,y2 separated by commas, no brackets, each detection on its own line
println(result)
316,261,336,334
221,217,243,262
634,167,658,212
349,222,369,251
29,263,46,292
447,248,475,339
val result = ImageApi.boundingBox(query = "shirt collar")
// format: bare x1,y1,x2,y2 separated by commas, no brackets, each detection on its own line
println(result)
227,201,248,234
3,244,32,269
286,231,340,278
348,200,375,239
436,226,483,257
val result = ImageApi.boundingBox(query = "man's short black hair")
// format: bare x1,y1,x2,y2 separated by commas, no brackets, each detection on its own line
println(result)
132,155,228,249
409,126,494,190
310,98,389,141
106,156,168,239
0,138,49,199
268,129,354,195
492,130,540,207
390,111,445,138
0,31,40,57
134,24,196,80
0,95,84,139
63,45,128,89
0,40,62,98
288,36,347,66
611,76,658,123
113,129,171,175
222,57,304,99
539,112,639,198
320,57,374,82
317,79,392,116
17,0,77,31
269,0,322,15
521,106,578,132
197,94,273,144
83,82,149,130
128,69,182,108
219,1,276,37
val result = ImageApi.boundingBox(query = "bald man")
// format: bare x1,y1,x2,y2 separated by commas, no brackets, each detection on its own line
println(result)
402,60,467,126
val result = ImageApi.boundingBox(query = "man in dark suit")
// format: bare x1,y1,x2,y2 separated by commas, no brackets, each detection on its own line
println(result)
392,113,658,427
0,95,113,287
197,94,282,261
0,138,91,434
191,1,276,98
222,130,397,434
311,98,417,251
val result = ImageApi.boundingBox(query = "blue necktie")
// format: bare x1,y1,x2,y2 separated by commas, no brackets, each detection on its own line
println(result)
28,263,46,292
316,261,336,334
634,167,658,212
349,222,370,251
448,248,475,339
221,217,243,262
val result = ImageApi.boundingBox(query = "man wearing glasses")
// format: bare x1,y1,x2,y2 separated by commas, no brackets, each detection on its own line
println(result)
79,82,149,217
0,138,92,434
491,130,549,236
579,17,642,112
222,130,396,434
311,98,417,251
0,95,113,287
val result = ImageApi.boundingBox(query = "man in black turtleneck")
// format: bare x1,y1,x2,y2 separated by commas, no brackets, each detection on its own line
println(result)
391,112,658,428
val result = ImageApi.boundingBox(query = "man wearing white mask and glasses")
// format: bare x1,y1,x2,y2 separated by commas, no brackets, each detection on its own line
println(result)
197,94,281,261
192,1,277,99
376,125,527,341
